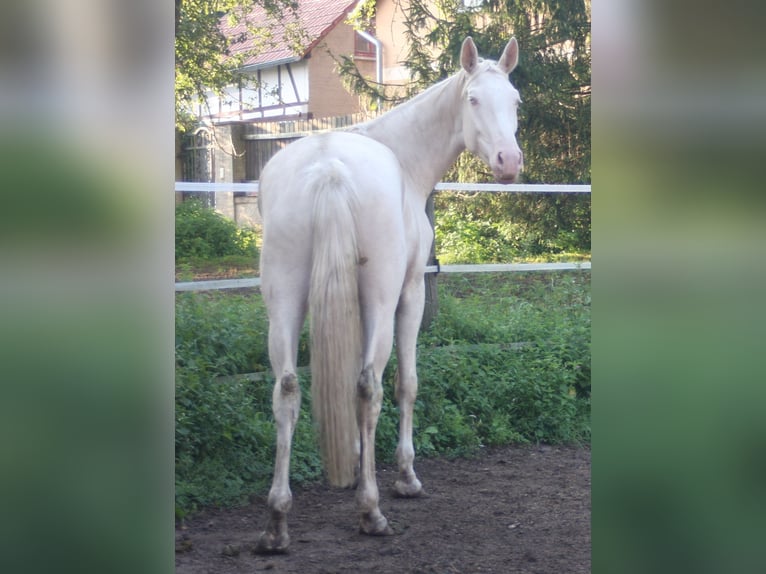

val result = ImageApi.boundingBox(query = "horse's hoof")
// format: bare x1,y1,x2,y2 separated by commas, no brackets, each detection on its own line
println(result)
360,523,394,536
392,479,427,498
359,513,394,536
254,531,290,554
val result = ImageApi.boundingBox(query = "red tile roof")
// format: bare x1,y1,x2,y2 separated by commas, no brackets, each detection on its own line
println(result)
222,0,359,70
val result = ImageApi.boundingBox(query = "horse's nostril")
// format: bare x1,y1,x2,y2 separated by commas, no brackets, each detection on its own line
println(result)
497,151,504,165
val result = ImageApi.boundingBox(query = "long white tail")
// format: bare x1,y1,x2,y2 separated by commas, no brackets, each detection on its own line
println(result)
308,159,362,487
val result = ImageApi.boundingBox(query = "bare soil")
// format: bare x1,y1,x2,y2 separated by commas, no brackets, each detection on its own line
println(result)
175,444,590,573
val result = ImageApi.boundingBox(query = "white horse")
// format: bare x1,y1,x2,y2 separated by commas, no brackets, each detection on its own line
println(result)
255,36,522,553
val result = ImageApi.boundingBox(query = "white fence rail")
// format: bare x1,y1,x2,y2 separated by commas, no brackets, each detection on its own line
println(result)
175,182,591,292
174,182,591,194
175,262,590,292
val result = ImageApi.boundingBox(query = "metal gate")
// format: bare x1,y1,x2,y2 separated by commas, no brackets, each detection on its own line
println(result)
182,127,216,208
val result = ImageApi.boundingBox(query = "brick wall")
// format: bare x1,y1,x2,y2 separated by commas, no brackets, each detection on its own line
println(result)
308,22,375,118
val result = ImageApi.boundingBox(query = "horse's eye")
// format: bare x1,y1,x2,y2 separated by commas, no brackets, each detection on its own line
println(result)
468,96,478,106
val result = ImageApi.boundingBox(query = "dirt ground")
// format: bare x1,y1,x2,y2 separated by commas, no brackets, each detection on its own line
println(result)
175,444,590,573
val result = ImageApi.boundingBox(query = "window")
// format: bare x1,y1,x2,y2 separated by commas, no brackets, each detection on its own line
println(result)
354,22,377,59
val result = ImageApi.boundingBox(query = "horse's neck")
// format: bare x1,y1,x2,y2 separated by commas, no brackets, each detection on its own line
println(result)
357,74,466,198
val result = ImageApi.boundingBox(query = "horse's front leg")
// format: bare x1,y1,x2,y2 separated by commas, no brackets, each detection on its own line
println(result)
392,278,426,497
255,372,301,553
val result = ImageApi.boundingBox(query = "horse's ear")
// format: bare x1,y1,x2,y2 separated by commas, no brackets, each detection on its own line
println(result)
498,37,519,74
460,37,479,74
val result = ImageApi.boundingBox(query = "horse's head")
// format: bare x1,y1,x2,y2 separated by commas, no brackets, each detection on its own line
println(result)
460,37,523,183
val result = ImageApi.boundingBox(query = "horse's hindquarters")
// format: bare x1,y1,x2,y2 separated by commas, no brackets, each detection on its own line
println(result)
257,130,416,545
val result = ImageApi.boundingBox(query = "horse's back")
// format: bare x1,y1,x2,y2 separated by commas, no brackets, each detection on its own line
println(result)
259,132,409,286
259,131,403,213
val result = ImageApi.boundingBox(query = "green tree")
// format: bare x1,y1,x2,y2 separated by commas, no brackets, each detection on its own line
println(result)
175,0,297,132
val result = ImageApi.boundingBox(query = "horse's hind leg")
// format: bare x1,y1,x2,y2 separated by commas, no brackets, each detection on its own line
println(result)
255,290,307,554
356,305,396,536
392,278,426,497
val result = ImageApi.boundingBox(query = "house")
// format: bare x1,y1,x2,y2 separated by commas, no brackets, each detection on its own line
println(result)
178,0,425,225
198,0,418,124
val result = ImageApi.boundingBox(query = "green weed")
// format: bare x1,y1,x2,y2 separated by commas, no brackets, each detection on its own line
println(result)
175,272,590,516
175,199,259,262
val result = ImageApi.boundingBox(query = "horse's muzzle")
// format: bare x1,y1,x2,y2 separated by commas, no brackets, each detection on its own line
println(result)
492,147,523,183
494,173,519,184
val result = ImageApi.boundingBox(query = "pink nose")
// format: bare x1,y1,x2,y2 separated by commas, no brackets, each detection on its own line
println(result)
493,148,523,182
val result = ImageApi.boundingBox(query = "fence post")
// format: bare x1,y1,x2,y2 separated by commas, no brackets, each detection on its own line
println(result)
421,192,438,331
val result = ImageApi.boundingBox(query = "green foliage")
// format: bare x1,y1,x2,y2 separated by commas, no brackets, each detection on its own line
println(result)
421,273,591,402
175,292,271,375
436,196,515,263
410,344,583,450
175,368,274,515
175,199,259,262
175,292,315,515
175,273,590,516
346,0,376,31
434,190,590,263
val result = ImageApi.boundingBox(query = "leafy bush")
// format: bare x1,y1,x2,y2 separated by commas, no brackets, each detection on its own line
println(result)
404,272,591,456
175,293,314,516
409,344,585,451
175,273,590,516
175,368,274,515
436,203,517,264
175,199,258,261
175,293,272,376
434,191,591,263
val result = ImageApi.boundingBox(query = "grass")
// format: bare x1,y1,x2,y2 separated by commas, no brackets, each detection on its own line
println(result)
175,271,590,517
